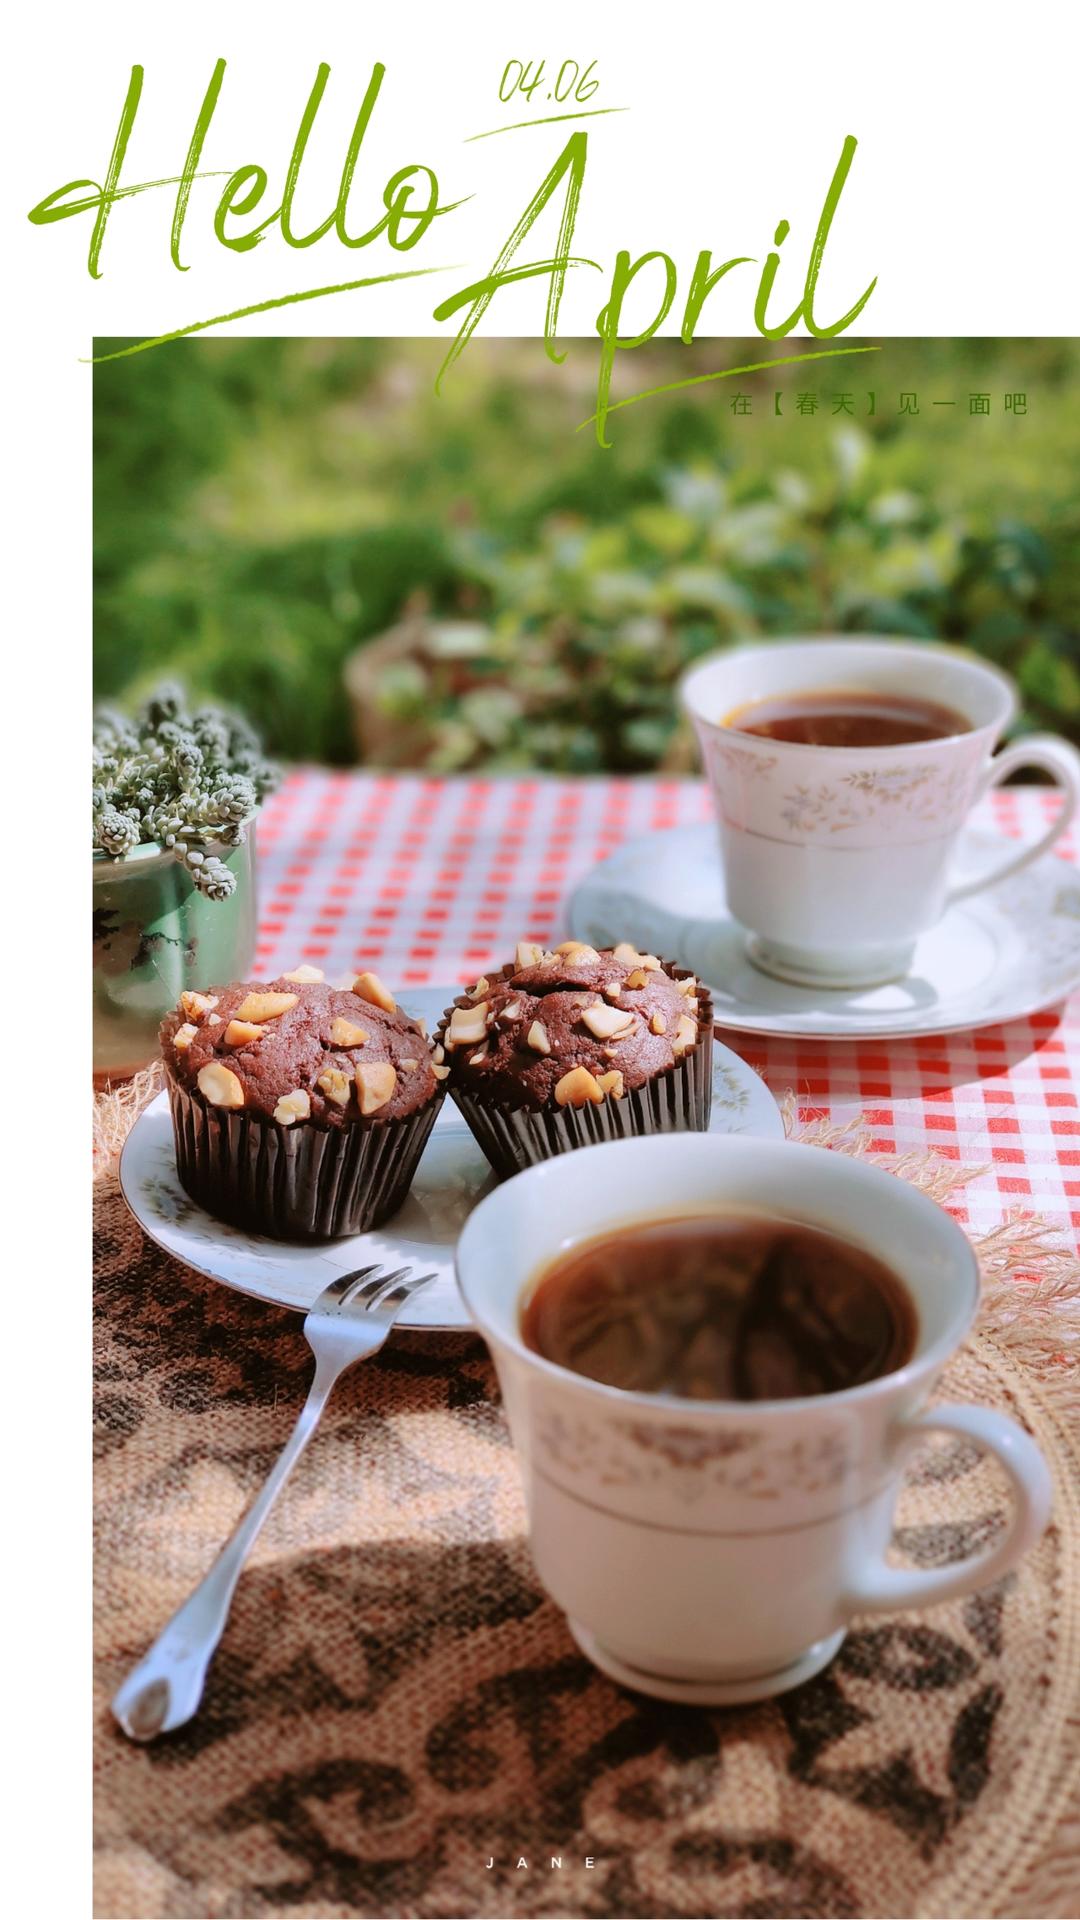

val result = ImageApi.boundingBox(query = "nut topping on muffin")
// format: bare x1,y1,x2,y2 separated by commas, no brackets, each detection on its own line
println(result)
234,990,297,1022
330,1017,369,1047
355,1061,397,1114
197,1062,245,1108
161,974,435,1129
555,1066,606,1107
180,990,219,1022
672,1014,698,1054
447,1003,489,1048
579,1004,635,1040
316,1067,352,1107
352,971,396,1013
223,1019,265,1047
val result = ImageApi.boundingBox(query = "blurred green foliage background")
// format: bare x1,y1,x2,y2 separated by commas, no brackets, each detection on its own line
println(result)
94,337,1080,771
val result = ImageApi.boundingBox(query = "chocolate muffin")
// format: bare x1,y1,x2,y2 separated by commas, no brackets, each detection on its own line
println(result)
436,940,713,1177
160,966,445,1238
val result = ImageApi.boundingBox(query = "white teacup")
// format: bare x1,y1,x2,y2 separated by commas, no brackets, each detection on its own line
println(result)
680,638,1080,987
455,1133,1051,1705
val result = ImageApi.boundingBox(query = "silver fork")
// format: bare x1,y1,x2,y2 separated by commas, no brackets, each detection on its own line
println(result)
111,1262,435,1742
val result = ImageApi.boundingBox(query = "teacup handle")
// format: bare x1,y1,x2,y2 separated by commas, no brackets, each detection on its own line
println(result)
948,734,1080,903
847,1404,1052,1614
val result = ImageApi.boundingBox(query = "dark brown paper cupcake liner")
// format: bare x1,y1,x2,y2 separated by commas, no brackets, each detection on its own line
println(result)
440,971,713,1180
165,1078,444,1240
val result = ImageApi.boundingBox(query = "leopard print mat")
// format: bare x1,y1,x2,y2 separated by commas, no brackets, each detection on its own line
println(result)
93,1183,1080,1919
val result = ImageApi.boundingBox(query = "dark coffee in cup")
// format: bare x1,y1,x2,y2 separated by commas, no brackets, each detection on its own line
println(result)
725,687,970,748
521,1213,917,1400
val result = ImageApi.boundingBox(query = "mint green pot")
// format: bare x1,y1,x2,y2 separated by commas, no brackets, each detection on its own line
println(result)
93,829,257,1083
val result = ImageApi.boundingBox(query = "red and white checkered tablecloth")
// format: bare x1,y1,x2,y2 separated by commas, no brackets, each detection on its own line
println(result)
253,772,1080,1244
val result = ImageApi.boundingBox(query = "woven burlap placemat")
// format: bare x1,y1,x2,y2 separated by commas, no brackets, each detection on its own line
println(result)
93,1100,1080,1920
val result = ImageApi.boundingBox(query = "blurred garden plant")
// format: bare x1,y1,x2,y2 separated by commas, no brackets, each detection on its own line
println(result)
94,339,1080,772
360,439,1079,771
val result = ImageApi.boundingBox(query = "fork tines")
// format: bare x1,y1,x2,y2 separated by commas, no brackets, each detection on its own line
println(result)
318,1265,435,1316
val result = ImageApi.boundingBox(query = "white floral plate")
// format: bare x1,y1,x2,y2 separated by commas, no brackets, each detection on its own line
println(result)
570,825,1080,1040
119,986,783,1331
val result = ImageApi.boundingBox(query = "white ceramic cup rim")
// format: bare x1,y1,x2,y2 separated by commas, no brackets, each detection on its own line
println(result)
455,1135,981,1422
679,636,1018,757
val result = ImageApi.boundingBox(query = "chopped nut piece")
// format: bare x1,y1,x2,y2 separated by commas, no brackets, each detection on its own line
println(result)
498,999,523,1023
447,1002,489,1048
468,976,491,1001
207,1013,222,1026
354,1060,397,1115
273,1089,311,1126
555,1066,605,1107
196,1062,244,1108
282,964,324,983
597,1070,625,1100
223,1019,265,1047
414,1016,427,1037
432,1062,451,1081
612,942,661,971
469,1049,488,1066
515,941,545,969
526,1020,551,1055
316,1067,351,1108
330,1017,369,1048
553,940,600,961
432,1042,445,1064
602,984,624,1002
400,1057,419,1072
180,990,219,1021
677,975,698,997
624,968,649,990
172,1022,198,1052
234,991,298,1023
581,1003,635,1040
650,1011,668,1035
351,971,396,1013
672,1014,698,1055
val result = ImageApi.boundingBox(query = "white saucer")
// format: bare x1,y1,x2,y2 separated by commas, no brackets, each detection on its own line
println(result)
119,986,783,1331
570,825,1080,1041
567,1619,847,1705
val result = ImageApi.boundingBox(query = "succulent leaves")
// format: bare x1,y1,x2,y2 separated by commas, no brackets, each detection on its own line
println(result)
92,684,278,899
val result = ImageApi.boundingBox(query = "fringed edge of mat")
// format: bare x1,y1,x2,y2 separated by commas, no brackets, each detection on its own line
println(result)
94,1062,162,1181
780,1094,1080,1389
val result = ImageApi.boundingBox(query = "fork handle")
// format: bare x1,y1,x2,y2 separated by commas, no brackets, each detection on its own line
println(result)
111,1353,342,1741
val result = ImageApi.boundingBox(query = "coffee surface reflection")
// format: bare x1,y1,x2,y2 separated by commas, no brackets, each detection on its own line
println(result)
725,687,970,748
521,1213,917,1400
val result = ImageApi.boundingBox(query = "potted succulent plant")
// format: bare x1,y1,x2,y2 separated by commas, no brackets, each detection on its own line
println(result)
92,685,277,1085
